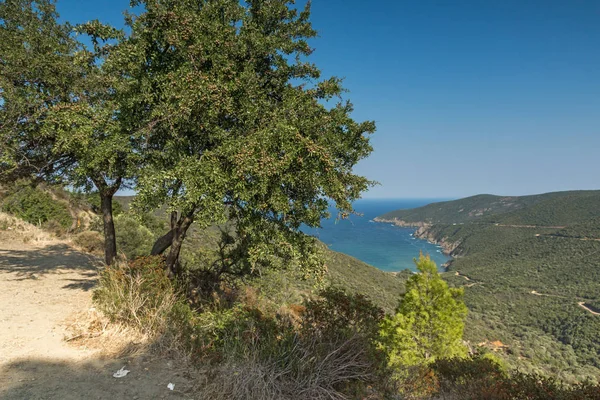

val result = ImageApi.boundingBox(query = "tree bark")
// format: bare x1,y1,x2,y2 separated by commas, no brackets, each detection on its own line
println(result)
150,212,178,255
99,191,117,265
93,175,122,266
165,212,194,277
151,229,174,255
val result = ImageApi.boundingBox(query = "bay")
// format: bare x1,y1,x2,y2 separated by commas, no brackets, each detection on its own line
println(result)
302,198,451,272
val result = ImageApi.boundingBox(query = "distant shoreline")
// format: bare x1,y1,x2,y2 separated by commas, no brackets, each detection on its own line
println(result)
373,217,455,269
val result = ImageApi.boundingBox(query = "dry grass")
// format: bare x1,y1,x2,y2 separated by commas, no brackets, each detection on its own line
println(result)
63,307,150,358
93,262,177,335
90,257,196,362
0,211,56,244
200,334,376,400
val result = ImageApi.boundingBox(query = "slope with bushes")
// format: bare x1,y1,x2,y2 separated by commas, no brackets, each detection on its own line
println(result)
378,190,600,382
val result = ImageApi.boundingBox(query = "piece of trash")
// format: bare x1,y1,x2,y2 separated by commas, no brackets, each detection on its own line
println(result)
167,383,175,391
113,366,130,378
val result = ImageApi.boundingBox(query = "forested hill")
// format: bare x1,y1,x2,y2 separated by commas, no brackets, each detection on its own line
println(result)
377,190,600,382
376,190,600,226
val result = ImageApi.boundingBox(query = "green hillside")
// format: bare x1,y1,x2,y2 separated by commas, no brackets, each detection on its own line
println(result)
378,190,600,382
377,190,600,225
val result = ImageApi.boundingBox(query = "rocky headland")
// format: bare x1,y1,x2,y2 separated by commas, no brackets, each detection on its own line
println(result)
373,217,460,258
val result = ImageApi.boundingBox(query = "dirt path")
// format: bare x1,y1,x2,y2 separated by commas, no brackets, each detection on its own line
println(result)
529,290,599,316
0,236,195,399
535,234,600,242
496,224,566,229
529,290,566,298
455,271,471,281
453,270,481,288
578,302,600,316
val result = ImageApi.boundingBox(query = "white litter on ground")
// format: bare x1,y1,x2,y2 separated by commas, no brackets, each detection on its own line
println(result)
113,366,130,378
167,383,175,391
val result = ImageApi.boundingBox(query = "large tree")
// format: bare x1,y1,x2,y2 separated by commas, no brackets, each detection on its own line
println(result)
41,20,138,265
1,1,135,265
0,0,79,182
124,0,376,277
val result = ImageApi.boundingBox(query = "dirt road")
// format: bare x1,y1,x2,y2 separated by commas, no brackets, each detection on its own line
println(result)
0,236,194,399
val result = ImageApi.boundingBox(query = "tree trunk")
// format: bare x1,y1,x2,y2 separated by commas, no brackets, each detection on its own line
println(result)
100,191,117,265
151,229,174,255
165,213,194,277
150,211,179,255
92,175,122,266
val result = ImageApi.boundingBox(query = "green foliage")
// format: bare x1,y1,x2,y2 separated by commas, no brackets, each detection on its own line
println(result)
431,355,600,400
378,255,468,374
302,287,384,339
123,0,374,278
114,214,156,259
1,184,72,232
0,0,80,182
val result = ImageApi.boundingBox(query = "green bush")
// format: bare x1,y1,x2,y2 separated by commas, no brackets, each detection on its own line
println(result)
1,184,73,232
302,286,384,339
429,355,600,400
114,214,156,259
200,305,381,400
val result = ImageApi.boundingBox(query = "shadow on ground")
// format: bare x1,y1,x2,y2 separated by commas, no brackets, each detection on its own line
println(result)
0,243,99,281
0,355,196,400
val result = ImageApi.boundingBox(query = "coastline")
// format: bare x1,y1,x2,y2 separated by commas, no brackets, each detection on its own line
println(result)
373,217,459,266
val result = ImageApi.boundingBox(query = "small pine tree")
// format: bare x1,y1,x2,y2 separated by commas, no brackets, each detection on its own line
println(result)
378,253,468,374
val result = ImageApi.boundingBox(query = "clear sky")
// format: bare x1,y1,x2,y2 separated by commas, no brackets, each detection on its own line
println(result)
56,0,600,199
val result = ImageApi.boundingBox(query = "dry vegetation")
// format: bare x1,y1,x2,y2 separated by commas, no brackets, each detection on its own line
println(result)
0,211,56,244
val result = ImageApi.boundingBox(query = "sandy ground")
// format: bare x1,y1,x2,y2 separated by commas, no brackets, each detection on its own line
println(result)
0,236,195,399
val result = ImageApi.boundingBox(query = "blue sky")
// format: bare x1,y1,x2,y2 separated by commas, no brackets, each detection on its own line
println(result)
56,0,600,199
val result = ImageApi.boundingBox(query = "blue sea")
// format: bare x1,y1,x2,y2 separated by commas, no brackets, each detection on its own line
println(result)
301,199,451,272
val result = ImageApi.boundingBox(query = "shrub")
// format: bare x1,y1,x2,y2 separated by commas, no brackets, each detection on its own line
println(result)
429,355,600,400
198,287,386,399
93,256,181,336
1,184,73,233
302,286,384,339
201,333,378,400
73,231,104,254
430,354,507,398
114,214,156,259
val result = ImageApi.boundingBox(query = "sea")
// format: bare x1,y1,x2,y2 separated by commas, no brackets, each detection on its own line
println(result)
301,199,451,272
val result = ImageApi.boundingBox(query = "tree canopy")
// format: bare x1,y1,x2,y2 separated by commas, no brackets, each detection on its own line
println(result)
0,0,80,182
2,0,139,264
122,0,375,275
1,0,375,275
